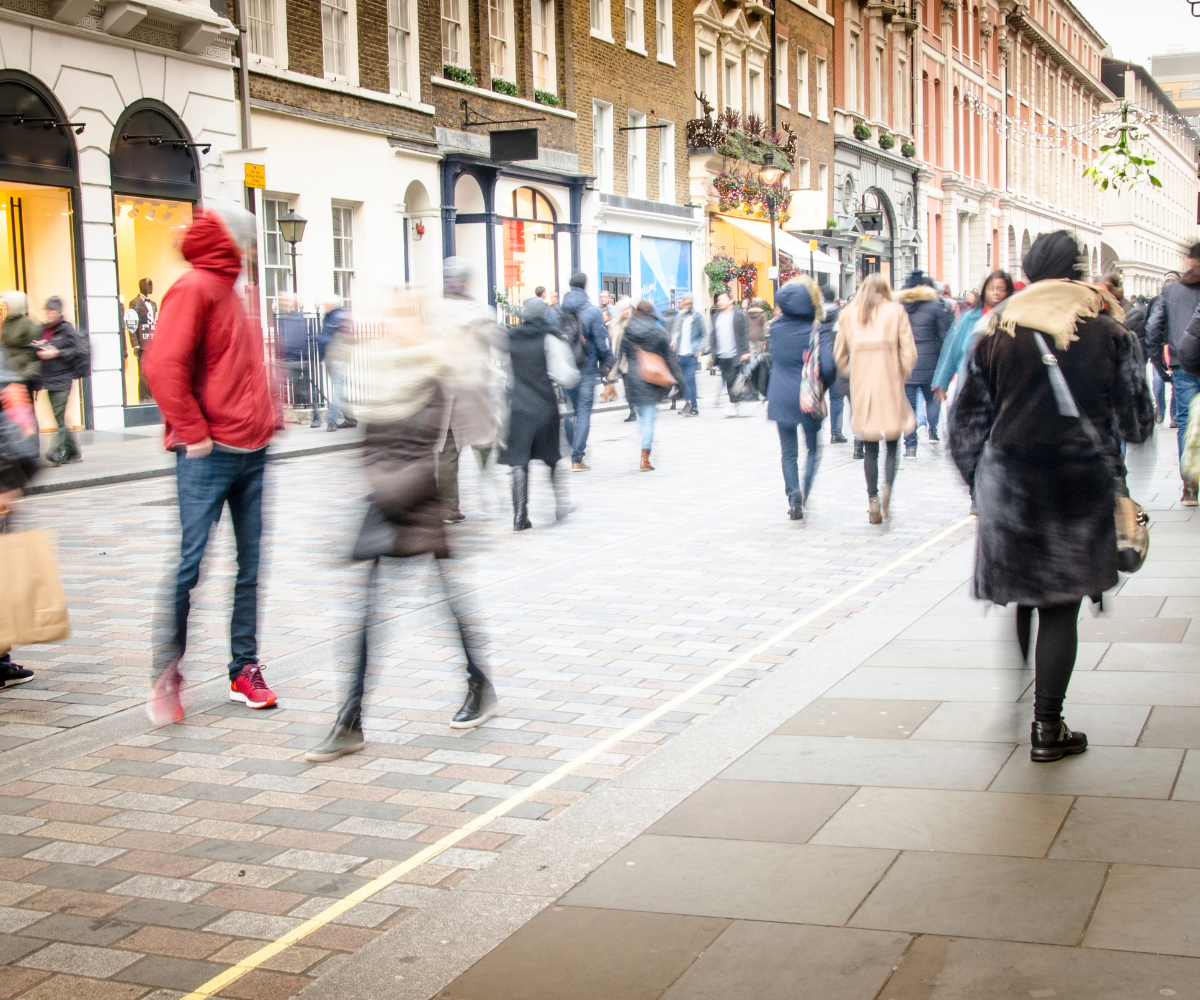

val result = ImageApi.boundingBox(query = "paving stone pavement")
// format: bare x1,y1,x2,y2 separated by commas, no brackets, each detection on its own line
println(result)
0,383,1188,1000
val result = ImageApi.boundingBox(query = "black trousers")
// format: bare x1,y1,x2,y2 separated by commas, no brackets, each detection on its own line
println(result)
1016,600,1083,724
340,558,488,726
863,439,899,497
716,356,739,402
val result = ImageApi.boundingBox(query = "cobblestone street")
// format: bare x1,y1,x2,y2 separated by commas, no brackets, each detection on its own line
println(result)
0,394,1195,1000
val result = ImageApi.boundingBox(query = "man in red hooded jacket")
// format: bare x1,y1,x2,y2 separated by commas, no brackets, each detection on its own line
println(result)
143,206,280,725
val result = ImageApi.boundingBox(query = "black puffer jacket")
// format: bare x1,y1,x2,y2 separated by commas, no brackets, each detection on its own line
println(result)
896,285,953,385
621,315,681,405
1179,300,1200,377
37,318,86,392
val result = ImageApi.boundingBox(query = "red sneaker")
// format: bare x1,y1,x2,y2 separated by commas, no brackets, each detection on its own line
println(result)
146,663,185,727
230,664,277,709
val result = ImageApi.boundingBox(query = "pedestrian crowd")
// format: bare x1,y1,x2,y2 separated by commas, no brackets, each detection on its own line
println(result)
1,208,1197,771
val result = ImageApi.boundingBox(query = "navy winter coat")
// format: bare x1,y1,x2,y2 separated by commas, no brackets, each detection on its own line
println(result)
766,283,833,426
896,285,953,385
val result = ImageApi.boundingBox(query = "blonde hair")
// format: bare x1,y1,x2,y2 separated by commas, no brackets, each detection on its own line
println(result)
849,273,893,326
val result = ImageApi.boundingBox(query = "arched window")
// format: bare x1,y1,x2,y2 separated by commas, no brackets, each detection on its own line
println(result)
502,187,558,313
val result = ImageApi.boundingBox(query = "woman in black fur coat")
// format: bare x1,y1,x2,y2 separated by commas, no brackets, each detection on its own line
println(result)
949,231,1155,763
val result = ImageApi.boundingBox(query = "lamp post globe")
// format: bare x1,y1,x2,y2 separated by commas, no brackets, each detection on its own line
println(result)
278,209,307,295
758,150,784,186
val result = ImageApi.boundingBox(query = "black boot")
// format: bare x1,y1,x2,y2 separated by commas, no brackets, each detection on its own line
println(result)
853,439,865,460
1030,720,1088,763
451,672,497,729
549,465,574,521
788,491,804,520
305,713,365,762
512,467,532,531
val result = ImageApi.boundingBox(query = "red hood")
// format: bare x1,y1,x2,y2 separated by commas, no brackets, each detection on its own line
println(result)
182,208,243,284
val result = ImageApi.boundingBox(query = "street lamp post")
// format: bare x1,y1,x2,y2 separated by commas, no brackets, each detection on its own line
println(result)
758,152,784,300
277,209,308,295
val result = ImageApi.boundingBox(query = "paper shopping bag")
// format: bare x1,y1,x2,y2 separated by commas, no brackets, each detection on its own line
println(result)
0,529,70,647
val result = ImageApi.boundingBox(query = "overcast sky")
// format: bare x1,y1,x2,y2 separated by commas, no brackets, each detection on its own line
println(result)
1078,0,1199,68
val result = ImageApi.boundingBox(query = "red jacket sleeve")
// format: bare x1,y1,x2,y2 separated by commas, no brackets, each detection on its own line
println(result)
143,278,210,446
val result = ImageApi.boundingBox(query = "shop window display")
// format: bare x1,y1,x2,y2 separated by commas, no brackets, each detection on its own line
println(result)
0,181,82,432
113,197,192,405
502,187,557,316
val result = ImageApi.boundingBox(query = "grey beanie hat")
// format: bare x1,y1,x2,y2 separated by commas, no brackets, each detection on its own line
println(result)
522,296,547,321
443,256,473,285
45,295,64,313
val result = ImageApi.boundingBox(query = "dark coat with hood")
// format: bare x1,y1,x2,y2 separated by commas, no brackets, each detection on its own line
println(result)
1146,260,1200,370
144,209,278,452
896,283,954,385
949,288,1154,606
36,317,86,392
560,287,614,377
620,314,680,405
767,281,832,427
502,312,561,467
1,313,42,385
1179,300,1200,377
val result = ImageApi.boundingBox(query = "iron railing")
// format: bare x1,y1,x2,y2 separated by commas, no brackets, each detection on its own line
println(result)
263,314,385,411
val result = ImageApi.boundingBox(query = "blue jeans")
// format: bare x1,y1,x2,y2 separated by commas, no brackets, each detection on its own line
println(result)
829,382,847,437
326,367,347,427
679,354,699,411
905,383,941,448
1151,365,1166,420
1174,370,1200,474
635,401,657,449
566,373,596,463
158,448,267,681
777,418,821,501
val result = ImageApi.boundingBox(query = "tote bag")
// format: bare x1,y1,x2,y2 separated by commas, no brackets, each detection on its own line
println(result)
0,529,70,647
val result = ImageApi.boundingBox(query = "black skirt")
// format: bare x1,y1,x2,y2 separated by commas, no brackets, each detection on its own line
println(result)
502,411,561,467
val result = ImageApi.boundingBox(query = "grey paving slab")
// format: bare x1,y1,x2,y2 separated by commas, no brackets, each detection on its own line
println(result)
849,851,1107,945
810,787,1073,857
911,701,1151,747
645,780,856,844
561,834,895,925
989,745,1185,799
659,921,911,1000
825,666,1033,702
1173,750,1200,801
17,940,144,976
772,698,939,738
1054,672,1200,707
1049,797,1200,867
1083,864,1200,958
16,912,139,946
1139,707,1200,748
720,735,1015,790
1097,643,1200,671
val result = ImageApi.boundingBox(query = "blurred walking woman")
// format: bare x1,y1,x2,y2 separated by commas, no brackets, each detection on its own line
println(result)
950,231,1153,762
834,274,917,523
617,301,680,471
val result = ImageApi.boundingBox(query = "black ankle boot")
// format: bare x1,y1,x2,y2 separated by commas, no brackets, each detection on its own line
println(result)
549,466,574,521
1030,720,1088,762
853,440,864,460
788,492,803,520
511,467,532,531
451,673,497,729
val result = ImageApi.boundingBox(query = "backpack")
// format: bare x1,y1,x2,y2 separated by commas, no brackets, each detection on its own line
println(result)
70,326,91,380
799,319,827,418
559,309,589,369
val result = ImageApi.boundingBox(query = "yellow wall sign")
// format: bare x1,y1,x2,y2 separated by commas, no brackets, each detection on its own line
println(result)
244,163,265,189
809,240,819,252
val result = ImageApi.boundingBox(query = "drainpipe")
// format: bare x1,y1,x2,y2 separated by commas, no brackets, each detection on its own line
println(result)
232,0,252,150
769,5,777,133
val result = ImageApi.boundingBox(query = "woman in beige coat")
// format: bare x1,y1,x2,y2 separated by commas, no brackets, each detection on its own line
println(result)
834,274,917,523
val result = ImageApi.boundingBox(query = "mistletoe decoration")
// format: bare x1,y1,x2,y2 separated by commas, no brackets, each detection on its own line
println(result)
1083,102,1161,194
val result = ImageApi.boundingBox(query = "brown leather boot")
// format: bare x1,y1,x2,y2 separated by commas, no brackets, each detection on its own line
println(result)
640,449,655,471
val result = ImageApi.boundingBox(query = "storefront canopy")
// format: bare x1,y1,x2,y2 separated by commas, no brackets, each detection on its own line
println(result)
723,216,839,275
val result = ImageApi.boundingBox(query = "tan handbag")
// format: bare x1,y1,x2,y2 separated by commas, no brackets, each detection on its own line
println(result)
635,346,676,387
0,528,70,647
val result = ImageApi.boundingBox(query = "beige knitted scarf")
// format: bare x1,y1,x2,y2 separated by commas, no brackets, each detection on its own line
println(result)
987,279,1125,351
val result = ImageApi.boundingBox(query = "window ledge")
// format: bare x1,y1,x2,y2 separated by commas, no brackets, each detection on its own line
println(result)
591,29,614,44
431,77,578,119
777,99,790,108
798,109,811,116
250,64,435,114
626,45,648,57
657,56,675,66
817,115,830,123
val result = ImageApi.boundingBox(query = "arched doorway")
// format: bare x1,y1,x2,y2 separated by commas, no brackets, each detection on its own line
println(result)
857,187,896,286
0,70,88,430
110,100,202,419
501,186,557,315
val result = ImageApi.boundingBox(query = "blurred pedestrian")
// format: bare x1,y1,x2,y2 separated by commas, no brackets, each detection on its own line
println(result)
503,297,570,529
427,258,502,524
143,204,280,726
319,297,356,431
666,294,708,416
35,296,87,466
834,273,917,523
599,289,613,324
618,301,680,471
767,278,833,519
276,293,316,425
1146,243,1200,504
949,230,1154,762
820,285,848,443
1,291,41,391
708,290,751,412
747,297,769,356
560,272,615,470
608,297,637,421
896,270,954,458
933,270,1014,402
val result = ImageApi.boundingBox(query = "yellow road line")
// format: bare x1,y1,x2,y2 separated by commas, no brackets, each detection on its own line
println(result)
180,514,975,1000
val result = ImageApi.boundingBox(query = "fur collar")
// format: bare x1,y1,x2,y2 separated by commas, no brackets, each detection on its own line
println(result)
896,285,940,304
986,279,1124,351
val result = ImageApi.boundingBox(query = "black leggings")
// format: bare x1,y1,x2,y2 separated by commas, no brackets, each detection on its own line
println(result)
863,439,899,498
1016,600,1082,724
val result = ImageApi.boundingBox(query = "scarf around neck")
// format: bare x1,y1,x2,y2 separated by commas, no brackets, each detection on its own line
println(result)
986,279,1124,351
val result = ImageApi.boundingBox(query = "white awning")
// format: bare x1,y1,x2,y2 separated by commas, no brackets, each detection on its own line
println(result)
722,216,840,275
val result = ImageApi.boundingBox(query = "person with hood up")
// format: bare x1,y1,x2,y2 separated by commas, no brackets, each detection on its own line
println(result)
35,296,87,465
616,300,681,471
559,271,615,470
932,270,1015,402
305,304,499,761
949,230,1154,763
1,291,42,390
895,270,954,458
143,204,281,726
767,278,834,519
503,297,570,529
1146,243,1200,505
834,273,917,524
426,257,502,523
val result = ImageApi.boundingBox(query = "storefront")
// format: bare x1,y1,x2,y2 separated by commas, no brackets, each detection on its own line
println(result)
110,101,201,426
639,237,692,313
501,186,559,307
0,71,87,433
711,215,838,305
598,233,632,300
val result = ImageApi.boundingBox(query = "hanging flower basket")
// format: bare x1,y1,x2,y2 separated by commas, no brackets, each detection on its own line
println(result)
704,253,739,295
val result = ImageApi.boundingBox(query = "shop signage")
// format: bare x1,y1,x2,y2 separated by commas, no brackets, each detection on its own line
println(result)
244,163,265,189
490,128,539,162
